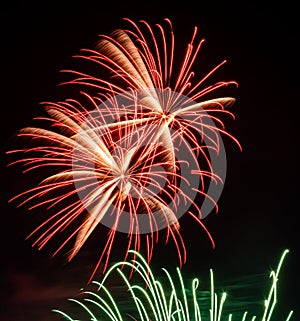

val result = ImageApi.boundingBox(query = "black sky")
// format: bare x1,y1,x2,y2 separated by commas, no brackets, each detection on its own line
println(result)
1,1,299,321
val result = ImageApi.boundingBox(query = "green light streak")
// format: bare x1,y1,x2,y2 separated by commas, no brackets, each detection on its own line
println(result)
53,249,293,321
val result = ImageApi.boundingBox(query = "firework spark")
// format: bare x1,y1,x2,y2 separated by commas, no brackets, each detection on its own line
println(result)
52,249,293,321
7,18,241,280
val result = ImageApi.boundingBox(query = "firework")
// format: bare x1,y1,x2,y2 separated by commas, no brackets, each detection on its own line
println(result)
7,18,241,280
52,249,293,321
63,18,241,177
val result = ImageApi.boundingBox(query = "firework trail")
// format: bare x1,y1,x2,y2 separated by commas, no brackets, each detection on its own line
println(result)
7,18,241,280
52,249,293,321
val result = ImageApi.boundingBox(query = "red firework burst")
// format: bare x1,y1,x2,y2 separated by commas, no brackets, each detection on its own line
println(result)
7,18,241,281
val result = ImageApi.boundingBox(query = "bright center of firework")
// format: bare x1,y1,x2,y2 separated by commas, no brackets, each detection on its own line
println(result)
114,169,133,196
116,170,129,183
159,111,175,123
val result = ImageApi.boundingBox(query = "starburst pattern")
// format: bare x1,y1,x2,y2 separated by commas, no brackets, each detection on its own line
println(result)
7,18,241,280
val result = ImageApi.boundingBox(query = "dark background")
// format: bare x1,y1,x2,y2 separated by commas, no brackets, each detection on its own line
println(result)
0,1,298,320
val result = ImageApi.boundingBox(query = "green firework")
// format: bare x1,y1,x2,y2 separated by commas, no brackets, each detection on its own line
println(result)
53,249,293,321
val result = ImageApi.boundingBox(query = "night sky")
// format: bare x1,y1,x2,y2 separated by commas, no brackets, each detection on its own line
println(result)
1,1,298,321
